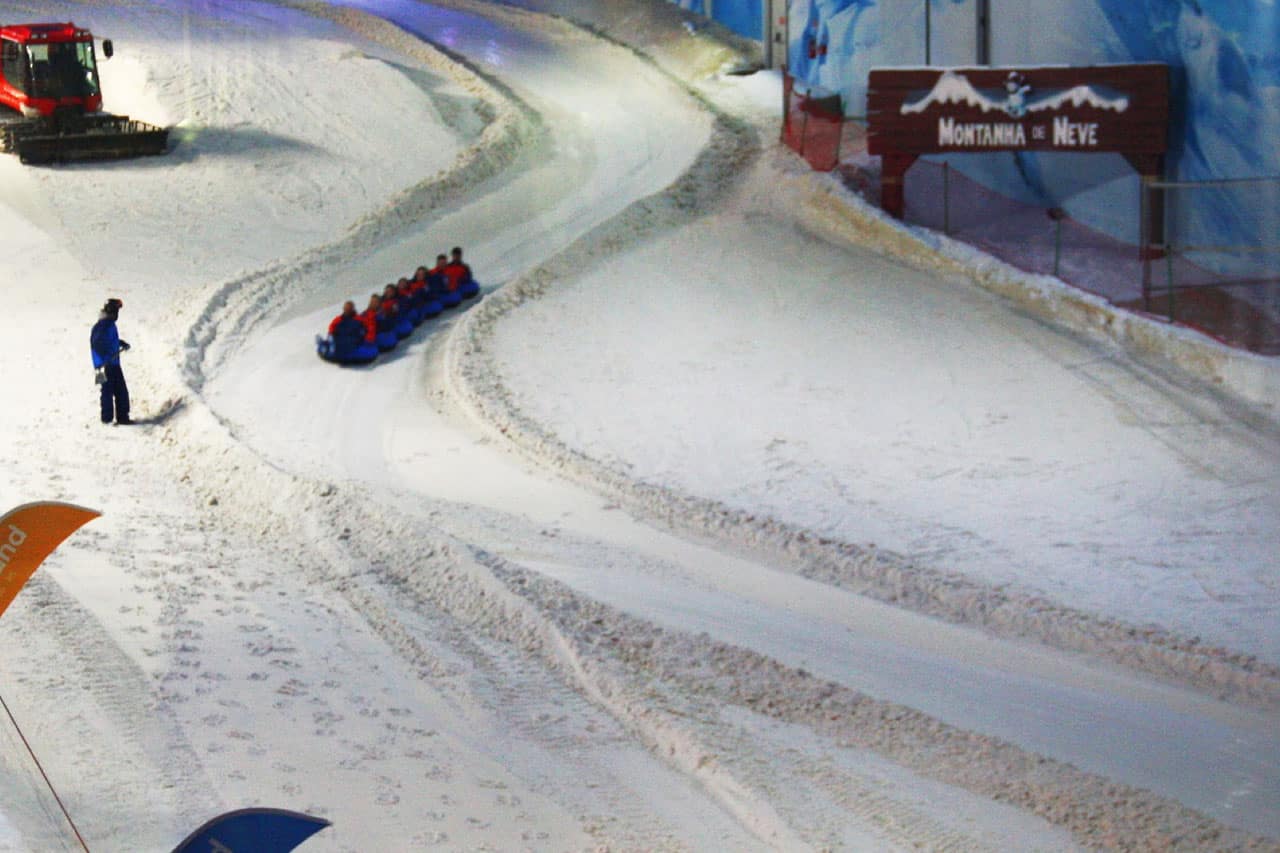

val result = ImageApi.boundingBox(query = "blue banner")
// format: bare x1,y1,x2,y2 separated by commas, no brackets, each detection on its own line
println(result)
172,808,330,853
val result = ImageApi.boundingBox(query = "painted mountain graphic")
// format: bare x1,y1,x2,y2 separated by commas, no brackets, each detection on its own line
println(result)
900,71,1130,116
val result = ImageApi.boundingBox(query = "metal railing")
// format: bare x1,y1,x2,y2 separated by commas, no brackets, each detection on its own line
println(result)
828,122,1280,354
1141,176,1280,353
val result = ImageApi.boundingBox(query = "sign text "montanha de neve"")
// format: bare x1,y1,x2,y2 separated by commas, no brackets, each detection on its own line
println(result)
938,116,1100,148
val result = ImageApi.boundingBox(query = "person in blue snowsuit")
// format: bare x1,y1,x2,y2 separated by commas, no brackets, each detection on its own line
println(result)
89,298,131,425
320,300,378,364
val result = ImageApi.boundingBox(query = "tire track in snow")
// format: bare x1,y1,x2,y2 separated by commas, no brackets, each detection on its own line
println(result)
0,574,213,851
350,570,771,850
462,550,1277,851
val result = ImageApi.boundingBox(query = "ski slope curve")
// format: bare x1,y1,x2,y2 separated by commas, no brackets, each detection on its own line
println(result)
0,0,1273,850
202,1,1280,850
0,1,762,849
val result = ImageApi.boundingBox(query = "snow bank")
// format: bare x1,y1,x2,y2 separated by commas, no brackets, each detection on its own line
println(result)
445,175,1280,713
439,19,1280,712
4,0,1274,847
798,169,1280,427
139,4,1275,846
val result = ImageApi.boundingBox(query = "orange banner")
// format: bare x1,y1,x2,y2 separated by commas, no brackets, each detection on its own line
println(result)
0,502,100,621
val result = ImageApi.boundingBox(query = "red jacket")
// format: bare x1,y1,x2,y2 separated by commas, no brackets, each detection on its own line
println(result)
328,312,354,335
443,260,472,291
358,309,378,342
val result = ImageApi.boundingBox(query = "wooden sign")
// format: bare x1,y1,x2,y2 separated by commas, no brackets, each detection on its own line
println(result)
866,64,1169,218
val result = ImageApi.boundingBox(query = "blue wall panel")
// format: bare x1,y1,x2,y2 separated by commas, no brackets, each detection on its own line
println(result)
670,0,707,15
713,0,764,39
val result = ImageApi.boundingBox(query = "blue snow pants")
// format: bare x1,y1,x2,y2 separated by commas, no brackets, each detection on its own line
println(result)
100,364,130,424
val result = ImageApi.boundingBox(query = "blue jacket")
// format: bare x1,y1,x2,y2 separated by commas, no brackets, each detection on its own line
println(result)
331,315,366,356
90,314,121,368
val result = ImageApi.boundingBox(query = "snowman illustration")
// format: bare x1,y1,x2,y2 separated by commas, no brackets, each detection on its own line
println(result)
1003,71,1031,118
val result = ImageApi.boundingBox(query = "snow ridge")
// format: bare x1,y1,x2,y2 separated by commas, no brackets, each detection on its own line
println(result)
130,1,1277,847
442,89,1280,716
443,143,1280,714
149,5,809,848
178,1,541,393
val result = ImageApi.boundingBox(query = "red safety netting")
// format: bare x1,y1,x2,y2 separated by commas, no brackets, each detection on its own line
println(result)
834,128,1280,354
781,73,842,172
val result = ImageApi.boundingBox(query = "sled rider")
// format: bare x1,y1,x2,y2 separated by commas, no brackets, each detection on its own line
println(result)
358,294,381,344
327,300,366,358
443,246,473,292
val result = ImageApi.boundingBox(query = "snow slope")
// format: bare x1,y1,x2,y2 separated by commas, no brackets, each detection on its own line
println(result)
1,0,1277,850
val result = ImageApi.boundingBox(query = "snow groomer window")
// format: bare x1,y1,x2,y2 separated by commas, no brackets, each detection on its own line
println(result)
1,40,26,94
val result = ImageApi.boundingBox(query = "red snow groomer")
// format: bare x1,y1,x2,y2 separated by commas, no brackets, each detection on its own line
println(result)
0,22,168,164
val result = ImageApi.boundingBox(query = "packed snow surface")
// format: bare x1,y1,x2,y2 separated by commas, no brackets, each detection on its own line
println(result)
0,0,1277,850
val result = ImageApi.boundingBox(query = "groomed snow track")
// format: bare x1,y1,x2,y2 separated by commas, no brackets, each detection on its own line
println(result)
4,0,1275,850
187,0,1277,849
